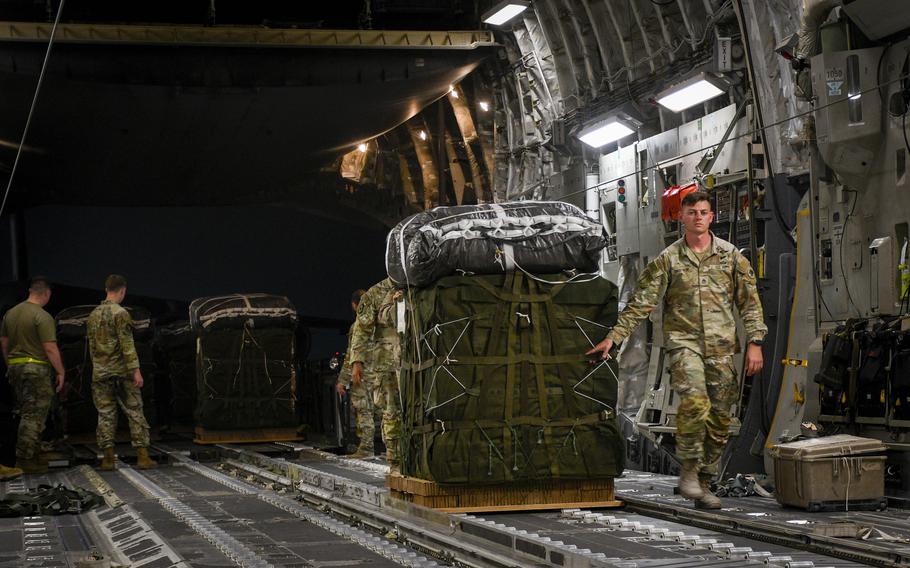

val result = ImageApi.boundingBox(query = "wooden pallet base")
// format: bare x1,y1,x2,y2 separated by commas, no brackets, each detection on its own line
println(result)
388,474,623,513
193,427,303,445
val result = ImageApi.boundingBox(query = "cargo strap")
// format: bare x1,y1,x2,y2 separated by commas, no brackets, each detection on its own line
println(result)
412,411,613,434
7,357,49,366
407,353,589,373
0,484,103,518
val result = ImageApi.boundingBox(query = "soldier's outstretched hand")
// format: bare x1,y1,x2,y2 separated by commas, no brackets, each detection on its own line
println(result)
352,361,363,386
745,343,764,376
132,369,144,388
586,337,613,360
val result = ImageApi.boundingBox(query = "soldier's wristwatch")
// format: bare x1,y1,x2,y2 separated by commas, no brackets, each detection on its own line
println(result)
750,339,764,347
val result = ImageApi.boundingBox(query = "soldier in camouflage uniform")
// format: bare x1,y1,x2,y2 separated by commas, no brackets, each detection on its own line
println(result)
87,275,156,470
350,278,402,472
0,277,65,476
335,289,384,458
589,192,767,509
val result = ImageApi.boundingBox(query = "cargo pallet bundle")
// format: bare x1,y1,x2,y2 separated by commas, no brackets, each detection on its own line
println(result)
155,321,196,427
54,305,157,441
189,293,299,444
388,202,623,512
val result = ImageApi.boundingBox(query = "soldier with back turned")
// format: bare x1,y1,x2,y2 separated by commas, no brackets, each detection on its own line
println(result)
87,274,157,470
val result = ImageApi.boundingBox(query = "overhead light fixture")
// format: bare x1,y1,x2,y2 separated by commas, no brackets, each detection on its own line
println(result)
357,143,367,153
419,130,427,141
451,89,460,99
481,0,529,26
655,72,726,112
479,101,490,112
577,115,638,148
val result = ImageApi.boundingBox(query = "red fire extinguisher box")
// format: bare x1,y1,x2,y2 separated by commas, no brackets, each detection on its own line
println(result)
661,182,697,221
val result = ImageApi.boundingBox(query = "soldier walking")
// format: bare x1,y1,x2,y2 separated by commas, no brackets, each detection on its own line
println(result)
0,277,65,476
588,191,767,509
87,275,156,470
336,289,385,458
350,278,402,473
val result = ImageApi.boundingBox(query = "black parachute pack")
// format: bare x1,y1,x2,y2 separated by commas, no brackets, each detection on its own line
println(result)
189,294,298,430
386,202,607,288
0,484,103,518
814,320,865,389
400,272,624,484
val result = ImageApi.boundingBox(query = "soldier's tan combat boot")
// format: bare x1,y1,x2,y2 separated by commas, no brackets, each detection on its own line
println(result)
348,447,374,459
695,475,722,510
136,447,158,470
678,460,704,500
15,457,48,475
0,464,23,480
99,448,116,471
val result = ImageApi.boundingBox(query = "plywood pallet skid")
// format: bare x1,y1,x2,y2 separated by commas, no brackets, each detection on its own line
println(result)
388,474,623,513
193,426,303,445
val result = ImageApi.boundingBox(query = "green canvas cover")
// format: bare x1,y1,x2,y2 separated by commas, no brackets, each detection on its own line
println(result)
400,272,623,484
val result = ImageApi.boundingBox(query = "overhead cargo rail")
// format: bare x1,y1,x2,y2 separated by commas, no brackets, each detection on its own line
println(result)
0,22,496,49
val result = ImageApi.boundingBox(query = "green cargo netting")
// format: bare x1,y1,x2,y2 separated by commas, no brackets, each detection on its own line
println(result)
196,327,297,430
400,272,623,484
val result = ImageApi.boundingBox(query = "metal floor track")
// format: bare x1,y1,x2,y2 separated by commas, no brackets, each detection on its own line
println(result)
1,443,907,568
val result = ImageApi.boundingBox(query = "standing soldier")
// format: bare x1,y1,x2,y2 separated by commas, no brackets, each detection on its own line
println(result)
350,278,402,473
87,275,156,470
0,277,65,476
336,289,384,458
588,192,767,509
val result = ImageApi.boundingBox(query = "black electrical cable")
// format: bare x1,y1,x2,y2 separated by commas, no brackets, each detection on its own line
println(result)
839,189,861,318
2,11,66,211
0,0,65,221
813,258,835,319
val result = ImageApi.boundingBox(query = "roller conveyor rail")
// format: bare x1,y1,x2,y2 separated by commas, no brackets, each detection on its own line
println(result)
1,442,905,567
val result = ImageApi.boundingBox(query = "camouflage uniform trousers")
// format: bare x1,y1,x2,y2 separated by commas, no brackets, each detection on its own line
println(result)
350,375,384,453
92,376,151,449
367,370,401,465
8,363,53,460
667,348,738,476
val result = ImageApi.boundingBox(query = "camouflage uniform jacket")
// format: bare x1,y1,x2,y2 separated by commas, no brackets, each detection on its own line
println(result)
606,234,767,357
349,278,400,372
338,321,358,387
87,300,141,380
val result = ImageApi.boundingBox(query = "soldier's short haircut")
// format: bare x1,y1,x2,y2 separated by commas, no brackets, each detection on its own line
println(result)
352,289,366,305
681,191,712,209
105,274,128,292
28,276,51,294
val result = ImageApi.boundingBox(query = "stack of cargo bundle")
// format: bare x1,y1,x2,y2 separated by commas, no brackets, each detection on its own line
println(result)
155,321,196,427
189,294,298,442
387,202,624,510
55,305,156,437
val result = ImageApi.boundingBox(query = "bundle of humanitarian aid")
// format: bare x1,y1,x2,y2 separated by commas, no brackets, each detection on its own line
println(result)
399,272,624,484
386,201,607,288
189,293,298,431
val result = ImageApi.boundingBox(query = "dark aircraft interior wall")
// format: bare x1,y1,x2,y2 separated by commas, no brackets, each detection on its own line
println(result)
0,204,389,358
